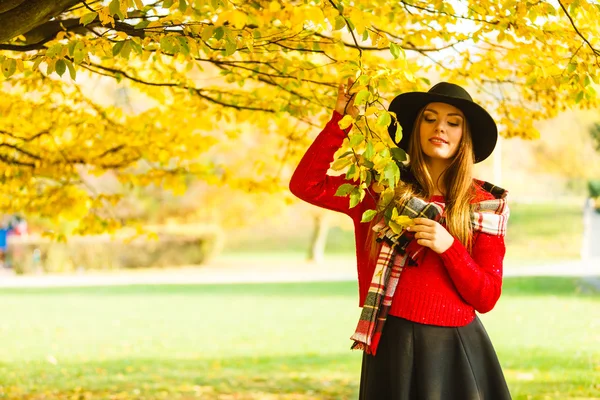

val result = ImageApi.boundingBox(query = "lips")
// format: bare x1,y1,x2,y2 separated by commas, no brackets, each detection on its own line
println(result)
429,137,448,144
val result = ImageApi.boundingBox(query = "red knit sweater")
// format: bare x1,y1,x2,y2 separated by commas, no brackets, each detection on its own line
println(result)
289,110,507,327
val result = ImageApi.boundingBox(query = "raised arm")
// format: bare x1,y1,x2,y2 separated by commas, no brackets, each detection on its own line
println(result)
439,232,506,313
289,109,358,215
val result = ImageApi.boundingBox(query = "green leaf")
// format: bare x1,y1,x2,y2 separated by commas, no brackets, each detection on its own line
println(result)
364,141,374,160
201,26,215,41
64,59,76,80
120,41,132,58
113,41,125,56
130,40,143,55
179,0,187,13
391,148,407,162
362,29,369,41
345,164,356,179
214,26,225,40
334,183,356,197
2,58,16,78
72,41,86,64
334,15,346,30
177,37,190,55
224,38,237,56
210,0,225,9
377,111,392,127
32,57,43,71
80,12,98,27
384,162,400,187
389,42,401,59
365,169,372,187
354,89,370,105
575,90,584,103
393,123,403,143
584,74,591,87
357,74,370,86
55,59,66,77
567,62,577,74
349,134,364,147
134,20,150,29
109,0,121,18
46,44,62,58
349,189,361,208
362,159,374,168
164,0,174,7
361,209,377,223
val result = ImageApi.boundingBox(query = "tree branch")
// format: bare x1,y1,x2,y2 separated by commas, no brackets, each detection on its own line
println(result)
557,0,600,59
80,62,279,114
0,0,82,42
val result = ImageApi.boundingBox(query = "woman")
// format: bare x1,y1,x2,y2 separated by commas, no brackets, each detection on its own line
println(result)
289,78,512,399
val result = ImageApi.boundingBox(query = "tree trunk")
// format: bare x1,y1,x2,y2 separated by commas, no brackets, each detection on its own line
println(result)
308,214,329,264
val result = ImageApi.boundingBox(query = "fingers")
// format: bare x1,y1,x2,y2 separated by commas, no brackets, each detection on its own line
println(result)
413,217,434,226
414,231,434,240
406,223,432,232
416,238,433,247
338,80,345,95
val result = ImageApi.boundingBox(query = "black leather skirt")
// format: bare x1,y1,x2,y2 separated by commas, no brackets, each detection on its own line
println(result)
359,315,512,400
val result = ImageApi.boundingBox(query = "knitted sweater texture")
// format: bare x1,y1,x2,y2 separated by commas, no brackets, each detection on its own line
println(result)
289,110,507,326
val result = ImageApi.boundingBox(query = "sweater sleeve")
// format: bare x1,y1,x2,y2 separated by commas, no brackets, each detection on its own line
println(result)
439,233,506,313
289,110,364,217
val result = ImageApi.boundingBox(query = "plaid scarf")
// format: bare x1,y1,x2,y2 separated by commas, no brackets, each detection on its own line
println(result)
350,182,509,355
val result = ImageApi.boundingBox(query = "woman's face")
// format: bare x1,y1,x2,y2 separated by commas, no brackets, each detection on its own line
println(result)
418,102,465,162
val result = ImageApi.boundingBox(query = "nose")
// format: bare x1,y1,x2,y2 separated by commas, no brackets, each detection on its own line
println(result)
434,120,446,133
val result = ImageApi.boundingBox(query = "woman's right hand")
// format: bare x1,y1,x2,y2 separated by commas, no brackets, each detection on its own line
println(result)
335,77,359,118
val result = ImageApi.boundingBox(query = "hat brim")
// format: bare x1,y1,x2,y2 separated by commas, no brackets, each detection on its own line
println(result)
387,92,498,163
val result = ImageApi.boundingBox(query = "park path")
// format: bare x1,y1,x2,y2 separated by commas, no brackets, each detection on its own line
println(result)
0,255,598,288
0,202,598,289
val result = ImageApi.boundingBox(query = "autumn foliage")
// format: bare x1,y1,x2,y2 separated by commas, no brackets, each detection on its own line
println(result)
0,0,598,234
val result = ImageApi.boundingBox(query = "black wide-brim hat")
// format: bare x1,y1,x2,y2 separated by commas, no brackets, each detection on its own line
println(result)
387,82,498,163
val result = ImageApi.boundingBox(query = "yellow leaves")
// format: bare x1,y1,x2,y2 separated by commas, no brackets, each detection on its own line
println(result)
304,6,326,29
338,115,354,130
348,7,368,35
388,208,415,234
331,156,352,171
269,1,281,13
365,106,378,116
219,10,247,29
80,12,98,27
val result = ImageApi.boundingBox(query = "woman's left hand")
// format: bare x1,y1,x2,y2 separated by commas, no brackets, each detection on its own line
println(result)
406,217,454,254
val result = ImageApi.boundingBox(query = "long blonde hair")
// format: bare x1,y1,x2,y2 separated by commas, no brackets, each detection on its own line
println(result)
365,106,477,263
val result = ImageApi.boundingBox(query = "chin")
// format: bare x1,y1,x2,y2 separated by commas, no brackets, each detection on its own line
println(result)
424,149,452,161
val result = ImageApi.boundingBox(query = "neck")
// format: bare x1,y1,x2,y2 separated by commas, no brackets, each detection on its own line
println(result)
425,158,451,196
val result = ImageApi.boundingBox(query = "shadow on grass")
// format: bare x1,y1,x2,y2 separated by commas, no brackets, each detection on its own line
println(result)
0,353,360,399
0,350,598,399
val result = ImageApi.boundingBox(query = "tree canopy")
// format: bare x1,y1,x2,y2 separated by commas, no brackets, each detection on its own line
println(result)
0,0,599,233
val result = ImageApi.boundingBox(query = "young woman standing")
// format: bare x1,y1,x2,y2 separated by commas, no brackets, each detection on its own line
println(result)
289,78,512,399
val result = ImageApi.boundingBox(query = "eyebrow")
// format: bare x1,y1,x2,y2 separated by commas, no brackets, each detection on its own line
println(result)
424,108,464,118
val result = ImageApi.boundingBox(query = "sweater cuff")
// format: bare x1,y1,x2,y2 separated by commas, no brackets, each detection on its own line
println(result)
331,110,353,133
439,237,469,267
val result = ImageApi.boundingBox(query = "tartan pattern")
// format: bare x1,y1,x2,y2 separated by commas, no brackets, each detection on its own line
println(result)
350,183,510,355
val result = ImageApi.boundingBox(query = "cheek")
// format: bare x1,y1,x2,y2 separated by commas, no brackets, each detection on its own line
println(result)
450,127,463,146
419,123,432,146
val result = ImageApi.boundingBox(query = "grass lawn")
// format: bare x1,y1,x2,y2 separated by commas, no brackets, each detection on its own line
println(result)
0,277,598,400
